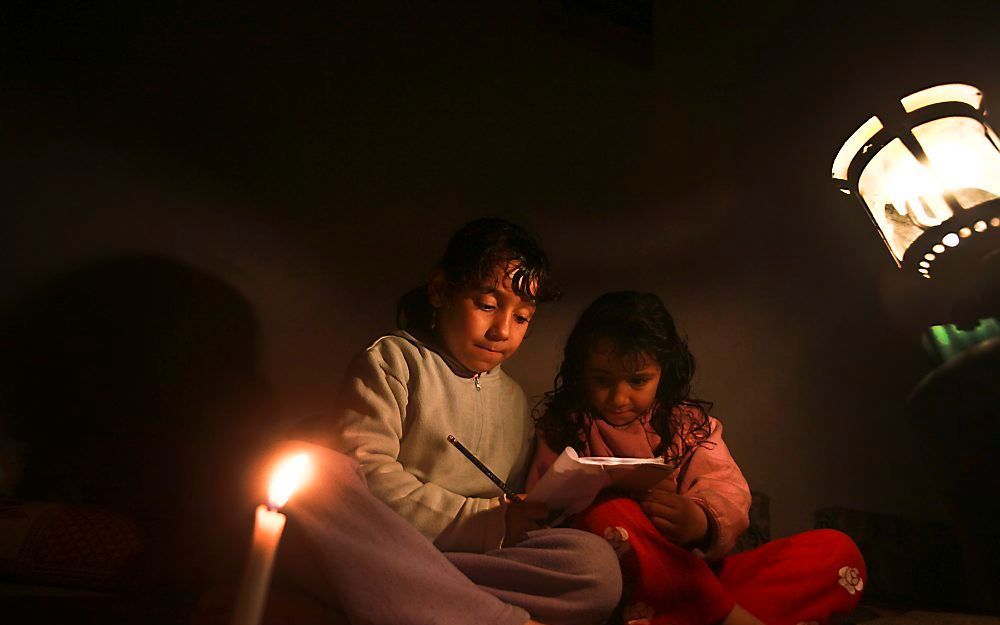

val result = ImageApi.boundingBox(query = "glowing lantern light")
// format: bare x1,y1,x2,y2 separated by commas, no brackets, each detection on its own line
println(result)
832,84,1000,281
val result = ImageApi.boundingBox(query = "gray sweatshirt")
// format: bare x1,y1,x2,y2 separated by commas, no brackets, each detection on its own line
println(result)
328,331,535,553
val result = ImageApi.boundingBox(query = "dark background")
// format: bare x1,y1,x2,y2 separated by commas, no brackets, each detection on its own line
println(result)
2,0,998,539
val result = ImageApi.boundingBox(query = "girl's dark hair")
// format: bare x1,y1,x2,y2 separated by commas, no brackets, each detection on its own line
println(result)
535,291,712,466
397,218,560,332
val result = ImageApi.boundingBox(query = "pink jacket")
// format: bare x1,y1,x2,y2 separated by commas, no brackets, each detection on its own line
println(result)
527,407,751,560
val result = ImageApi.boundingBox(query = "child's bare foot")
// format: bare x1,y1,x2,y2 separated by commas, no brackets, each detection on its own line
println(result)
719,603,766,625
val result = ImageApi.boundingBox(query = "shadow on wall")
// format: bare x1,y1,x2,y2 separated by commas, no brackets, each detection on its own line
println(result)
0,254,277,587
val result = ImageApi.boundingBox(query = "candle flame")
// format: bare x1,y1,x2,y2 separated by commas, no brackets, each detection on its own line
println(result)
268,453,310,509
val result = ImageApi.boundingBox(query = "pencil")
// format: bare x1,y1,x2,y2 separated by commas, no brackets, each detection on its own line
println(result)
447,434,524,503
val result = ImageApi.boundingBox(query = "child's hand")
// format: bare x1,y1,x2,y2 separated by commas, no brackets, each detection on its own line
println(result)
638,485,708,548
504,497,548,545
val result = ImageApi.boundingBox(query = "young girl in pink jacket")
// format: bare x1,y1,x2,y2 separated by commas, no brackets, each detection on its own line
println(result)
529,291,866,625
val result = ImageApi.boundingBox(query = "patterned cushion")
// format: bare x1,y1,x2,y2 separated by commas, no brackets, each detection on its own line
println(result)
815,507,970,611
0,501,143,590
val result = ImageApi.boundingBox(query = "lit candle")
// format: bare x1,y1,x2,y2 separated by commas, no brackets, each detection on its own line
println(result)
232,452,311,625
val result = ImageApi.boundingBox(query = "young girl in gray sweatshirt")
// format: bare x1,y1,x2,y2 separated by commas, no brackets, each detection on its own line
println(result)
288,218,622,625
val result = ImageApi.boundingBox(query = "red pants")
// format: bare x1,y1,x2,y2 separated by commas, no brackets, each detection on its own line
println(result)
574,497,866,625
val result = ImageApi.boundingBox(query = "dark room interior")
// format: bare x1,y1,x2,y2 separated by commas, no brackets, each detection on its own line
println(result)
1,1,998,623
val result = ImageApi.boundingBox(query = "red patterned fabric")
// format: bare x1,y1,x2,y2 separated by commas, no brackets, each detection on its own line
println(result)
574,497,866,625
0,501,142,589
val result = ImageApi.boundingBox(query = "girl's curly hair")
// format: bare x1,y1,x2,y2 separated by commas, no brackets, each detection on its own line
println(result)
534,291,712,467
397,218,560,332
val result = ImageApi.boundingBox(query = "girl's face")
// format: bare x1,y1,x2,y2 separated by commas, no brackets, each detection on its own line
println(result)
584,340,662,426
431,264,537,374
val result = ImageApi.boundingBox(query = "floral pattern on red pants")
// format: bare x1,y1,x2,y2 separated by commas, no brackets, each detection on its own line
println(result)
573,496,866,625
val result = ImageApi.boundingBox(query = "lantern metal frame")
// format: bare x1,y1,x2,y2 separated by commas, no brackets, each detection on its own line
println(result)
832,84,1000,281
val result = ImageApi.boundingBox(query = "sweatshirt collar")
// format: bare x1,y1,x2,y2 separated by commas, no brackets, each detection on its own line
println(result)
393,329,502,379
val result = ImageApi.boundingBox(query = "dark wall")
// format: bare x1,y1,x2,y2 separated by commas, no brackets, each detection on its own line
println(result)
3,1,998,536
